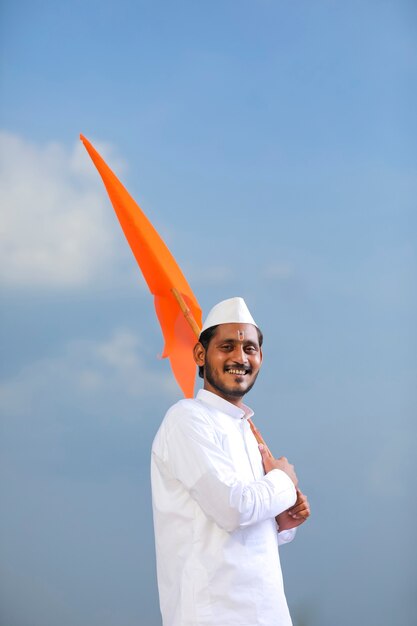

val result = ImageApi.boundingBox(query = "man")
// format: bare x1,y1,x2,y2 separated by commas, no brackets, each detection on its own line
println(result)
151,297,310,626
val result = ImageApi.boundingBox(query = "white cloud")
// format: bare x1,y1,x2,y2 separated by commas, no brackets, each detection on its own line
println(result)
0,329,177,418
0,131,134,288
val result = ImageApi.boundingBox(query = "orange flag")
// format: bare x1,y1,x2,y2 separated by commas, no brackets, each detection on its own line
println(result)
80,134,202,398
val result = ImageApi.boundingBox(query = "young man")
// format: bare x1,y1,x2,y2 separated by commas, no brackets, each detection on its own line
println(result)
151,297,310,626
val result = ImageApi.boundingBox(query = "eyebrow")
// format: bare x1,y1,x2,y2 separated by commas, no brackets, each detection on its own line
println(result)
217,337,259,345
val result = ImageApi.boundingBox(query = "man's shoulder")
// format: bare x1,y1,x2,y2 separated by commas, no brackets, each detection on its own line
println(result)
153,397,213,447
163,396,210,427
166,396,201,414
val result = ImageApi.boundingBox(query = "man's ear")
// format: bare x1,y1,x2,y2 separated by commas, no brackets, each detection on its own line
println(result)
193,342,205,367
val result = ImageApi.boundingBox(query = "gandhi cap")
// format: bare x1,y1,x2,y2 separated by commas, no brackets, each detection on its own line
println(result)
199,297,258,336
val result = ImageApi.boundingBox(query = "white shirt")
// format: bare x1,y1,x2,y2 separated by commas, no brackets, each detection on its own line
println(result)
151,389,297,626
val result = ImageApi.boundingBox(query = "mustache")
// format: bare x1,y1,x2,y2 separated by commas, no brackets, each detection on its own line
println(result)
224,365,252,373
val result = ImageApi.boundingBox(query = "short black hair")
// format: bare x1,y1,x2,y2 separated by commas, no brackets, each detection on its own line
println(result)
197,324,263,379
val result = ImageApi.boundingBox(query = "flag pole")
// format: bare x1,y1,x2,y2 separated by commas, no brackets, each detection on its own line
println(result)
171,288,201,338
171,288,267,448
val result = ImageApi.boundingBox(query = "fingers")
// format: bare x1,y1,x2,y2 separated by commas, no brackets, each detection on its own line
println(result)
258,443,273,459
258,447,298,486
288,506,310,519
288,492,311,519
258,444,267,457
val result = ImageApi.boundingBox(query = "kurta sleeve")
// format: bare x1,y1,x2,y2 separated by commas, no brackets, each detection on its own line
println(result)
278,528,297,545
163,406,297,532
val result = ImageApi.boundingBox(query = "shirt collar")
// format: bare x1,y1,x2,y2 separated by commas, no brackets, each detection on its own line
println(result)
196,389,254,420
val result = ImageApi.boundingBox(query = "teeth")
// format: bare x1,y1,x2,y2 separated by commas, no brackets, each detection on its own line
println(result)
227,369,246,375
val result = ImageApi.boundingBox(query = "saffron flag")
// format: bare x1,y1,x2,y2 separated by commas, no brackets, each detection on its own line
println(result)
80,134,202,398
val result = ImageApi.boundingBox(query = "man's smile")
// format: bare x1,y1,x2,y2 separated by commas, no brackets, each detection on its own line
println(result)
225,367,251,376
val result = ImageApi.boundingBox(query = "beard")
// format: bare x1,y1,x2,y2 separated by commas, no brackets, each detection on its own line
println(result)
204,360,259,400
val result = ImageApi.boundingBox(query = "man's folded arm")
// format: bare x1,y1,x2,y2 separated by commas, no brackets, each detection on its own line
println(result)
164,411,297,532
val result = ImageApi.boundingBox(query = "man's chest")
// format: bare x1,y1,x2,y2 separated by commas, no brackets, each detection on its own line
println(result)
214,417,264,482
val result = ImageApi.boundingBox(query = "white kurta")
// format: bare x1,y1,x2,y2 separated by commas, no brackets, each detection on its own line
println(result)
151,389,297,626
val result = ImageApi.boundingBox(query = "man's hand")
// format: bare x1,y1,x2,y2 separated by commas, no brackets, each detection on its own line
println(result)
258,444,310,530
258,444,298,487
276,489,311,531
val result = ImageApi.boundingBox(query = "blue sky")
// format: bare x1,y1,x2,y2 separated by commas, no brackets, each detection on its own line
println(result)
1,1,416,625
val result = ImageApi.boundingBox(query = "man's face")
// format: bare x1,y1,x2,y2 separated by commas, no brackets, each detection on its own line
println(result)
198,323,263,405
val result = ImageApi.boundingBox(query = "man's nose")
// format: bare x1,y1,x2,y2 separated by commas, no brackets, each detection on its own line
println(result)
232,345,248,363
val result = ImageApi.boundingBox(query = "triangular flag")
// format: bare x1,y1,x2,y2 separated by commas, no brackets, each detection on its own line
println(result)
80,134,202,398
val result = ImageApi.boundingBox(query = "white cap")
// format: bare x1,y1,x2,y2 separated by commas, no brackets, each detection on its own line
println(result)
200,297,258,336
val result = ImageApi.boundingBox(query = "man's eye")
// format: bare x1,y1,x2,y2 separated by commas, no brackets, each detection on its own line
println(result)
220,344,233,351
245,346,257,352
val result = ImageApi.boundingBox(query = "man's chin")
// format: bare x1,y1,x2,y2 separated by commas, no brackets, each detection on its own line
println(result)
220,378,257,398
224,386,248,398
204,366,259,400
